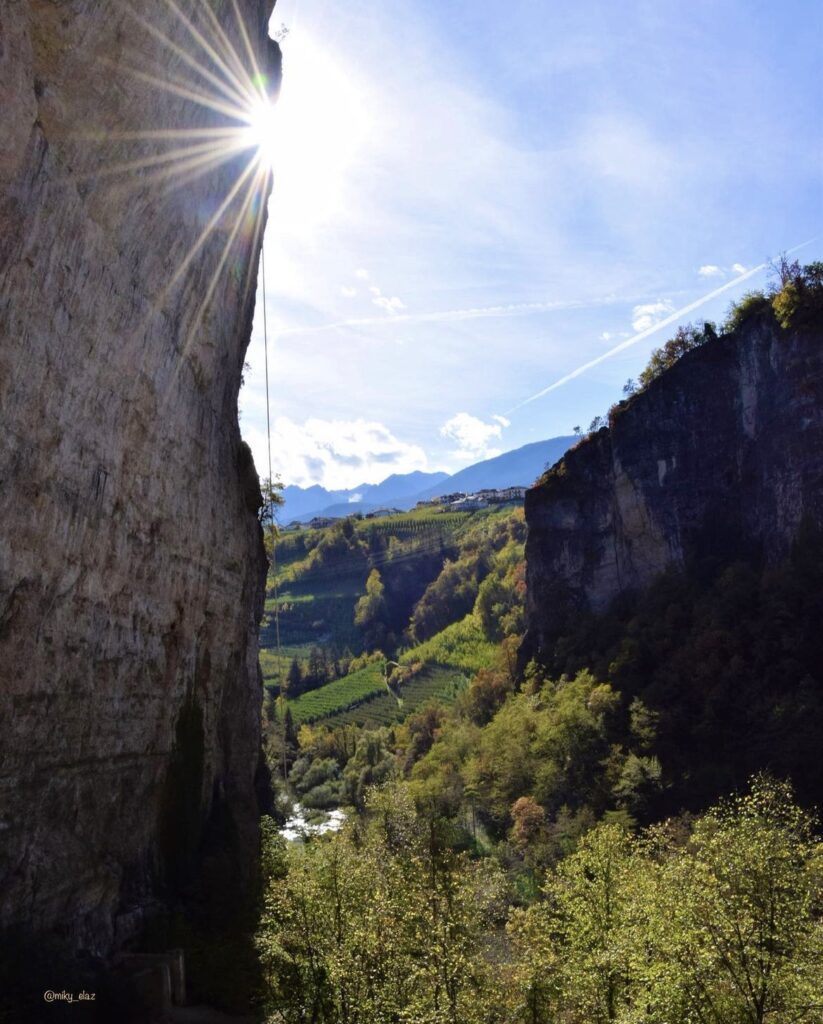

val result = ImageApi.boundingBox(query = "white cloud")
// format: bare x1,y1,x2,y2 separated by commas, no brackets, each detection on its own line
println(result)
348,492,363,503
440,412,505,460
372,295,407,315
600,330,614,341
340,285,358,298
367,282,407,316
492,414,511,428
355,268,370,280
631,300,675,333
246,417,428,490
697,263,748,279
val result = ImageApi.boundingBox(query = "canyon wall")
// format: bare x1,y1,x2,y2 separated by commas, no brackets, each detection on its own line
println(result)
524,315,823,657
0,1,278,955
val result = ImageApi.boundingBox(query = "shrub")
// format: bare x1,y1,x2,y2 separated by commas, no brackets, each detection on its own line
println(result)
723,289,771,332
638,322,716,390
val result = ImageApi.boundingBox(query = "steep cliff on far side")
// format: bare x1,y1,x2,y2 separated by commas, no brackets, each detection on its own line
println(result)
525,309,823,654
522,293,823,810
0,0,278,967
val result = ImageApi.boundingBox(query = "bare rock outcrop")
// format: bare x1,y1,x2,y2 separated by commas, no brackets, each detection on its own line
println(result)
0,0,278,956
524,315,823,657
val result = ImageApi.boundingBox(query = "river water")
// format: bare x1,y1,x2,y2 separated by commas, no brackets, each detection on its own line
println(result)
280,804,346,841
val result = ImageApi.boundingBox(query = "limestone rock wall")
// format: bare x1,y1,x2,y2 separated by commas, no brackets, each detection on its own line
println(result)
524,316,823,656
0,0,278,953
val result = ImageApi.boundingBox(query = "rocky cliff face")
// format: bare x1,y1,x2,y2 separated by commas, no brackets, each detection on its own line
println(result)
0,1,278,955
524,316,823,657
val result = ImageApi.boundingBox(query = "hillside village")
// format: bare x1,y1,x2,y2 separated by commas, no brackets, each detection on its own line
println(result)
289,485,529,530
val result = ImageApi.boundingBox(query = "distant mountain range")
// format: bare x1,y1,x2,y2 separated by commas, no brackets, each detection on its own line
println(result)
279,436,576,523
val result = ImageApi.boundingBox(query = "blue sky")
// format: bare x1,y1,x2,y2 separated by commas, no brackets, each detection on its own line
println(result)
239,0,822,489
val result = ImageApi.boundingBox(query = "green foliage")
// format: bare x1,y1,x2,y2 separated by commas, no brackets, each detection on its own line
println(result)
637,321,716,390
636,777,823,1023
474,547,526,642
506,777,823,1023
400,613,498,675
723,288,771,332
464,671,626,828
259,475,285,529
541,524,823,812
770,256,823,328
258,777,823,1023
352,567,387,650
257,785,509,1023
409,556,482,642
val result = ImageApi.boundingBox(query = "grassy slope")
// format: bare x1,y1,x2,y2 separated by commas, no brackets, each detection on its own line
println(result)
268,505,516,718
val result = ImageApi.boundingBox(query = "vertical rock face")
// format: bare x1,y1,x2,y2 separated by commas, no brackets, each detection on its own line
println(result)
524,317,823,657
0,1,278,953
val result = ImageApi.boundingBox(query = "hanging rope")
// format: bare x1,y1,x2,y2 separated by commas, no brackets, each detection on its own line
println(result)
260,242,287,782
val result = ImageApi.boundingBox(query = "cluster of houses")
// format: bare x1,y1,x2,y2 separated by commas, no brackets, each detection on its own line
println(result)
292,486,528,531
415,486,528,512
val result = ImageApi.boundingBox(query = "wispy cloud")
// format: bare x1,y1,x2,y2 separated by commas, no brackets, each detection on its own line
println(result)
340,285,357,297
276,295,619,337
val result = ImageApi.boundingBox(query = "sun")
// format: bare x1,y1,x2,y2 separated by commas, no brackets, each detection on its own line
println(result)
84,0,372,350
241,95,279,171
262,32,372,235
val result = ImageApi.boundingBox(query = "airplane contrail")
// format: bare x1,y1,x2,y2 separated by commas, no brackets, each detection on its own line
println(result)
505,239,818,415
275,295,622,337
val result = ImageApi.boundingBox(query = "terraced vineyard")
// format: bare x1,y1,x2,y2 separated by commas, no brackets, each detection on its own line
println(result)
319,665,469,729
260,570,366,653
261,506,518,705
288,663,385,724
358,511,469,540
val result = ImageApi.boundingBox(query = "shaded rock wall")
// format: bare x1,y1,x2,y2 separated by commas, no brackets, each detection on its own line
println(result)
0,0,278,953
524,316,823,657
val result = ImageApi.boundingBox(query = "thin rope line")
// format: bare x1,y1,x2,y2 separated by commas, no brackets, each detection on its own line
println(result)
260,241,287,781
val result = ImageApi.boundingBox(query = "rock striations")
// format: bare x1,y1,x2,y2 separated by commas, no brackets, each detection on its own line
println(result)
0,2,279,956
524,315,823,658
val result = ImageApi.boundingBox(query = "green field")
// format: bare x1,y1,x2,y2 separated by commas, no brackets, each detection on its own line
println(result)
260,570,366,655
317,665,468,729
287,663,386,724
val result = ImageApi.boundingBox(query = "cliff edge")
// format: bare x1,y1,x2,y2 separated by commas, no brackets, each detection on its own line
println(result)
0,1,278,958
524,311,823,659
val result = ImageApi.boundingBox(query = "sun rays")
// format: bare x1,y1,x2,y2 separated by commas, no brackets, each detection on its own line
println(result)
77,0,283,382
